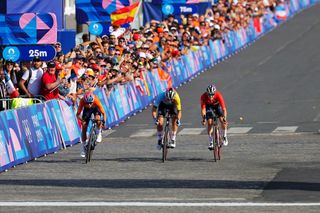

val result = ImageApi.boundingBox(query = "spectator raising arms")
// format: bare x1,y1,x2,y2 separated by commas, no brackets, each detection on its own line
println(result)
41,61,62,100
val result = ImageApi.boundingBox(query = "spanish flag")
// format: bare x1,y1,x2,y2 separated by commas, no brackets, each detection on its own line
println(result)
111,2,139,26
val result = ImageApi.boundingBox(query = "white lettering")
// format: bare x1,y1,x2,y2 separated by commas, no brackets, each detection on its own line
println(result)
22,120,32,143
36,130,43,142
180,6,192,13
31,115,40,127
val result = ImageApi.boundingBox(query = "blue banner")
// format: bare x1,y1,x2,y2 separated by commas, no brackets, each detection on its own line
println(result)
0,110,31,171
2,45,56,62
0,13,58,45
76,0,131,24
1,0,64,29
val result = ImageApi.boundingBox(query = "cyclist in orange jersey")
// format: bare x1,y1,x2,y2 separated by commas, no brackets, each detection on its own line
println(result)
76,91,107,157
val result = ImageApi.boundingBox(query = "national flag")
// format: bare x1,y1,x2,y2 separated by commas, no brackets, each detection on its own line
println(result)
158,65,173,89
275,4,287,20
111,2,139,26
253,17,262,33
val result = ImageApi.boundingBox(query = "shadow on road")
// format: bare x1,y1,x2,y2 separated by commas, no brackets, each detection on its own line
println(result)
0,179,319,191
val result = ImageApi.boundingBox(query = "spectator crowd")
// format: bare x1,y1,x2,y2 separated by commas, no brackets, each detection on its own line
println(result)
1,0,285,111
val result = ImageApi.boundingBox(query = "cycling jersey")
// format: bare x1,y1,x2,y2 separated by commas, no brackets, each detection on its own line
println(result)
200,91,226,111
154,90,182,111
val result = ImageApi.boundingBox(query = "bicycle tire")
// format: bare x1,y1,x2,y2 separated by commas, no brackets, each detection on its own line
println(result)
162,126,169,162
217,127,222,160
85,129,96,164
213,126,218,162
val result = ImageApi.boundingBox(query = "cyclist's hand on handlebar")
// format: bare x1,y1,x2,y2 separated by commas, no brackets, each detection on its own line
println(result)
222,117,228,125
153,117,159,125
176,119,181,127
201,115,206,125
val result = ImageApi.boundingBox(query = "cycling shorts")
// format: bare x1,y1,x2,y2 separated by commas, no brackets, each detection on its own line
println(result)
205,103,223,119
157,101,178,117
82,107,102,123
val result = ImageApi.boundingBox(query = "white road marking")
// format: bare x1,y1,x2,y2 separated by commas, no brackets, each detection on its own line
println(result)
228,127,252,134
130,129,156,138
313,113,320,122
179,128,205,135
0,202,319,207
272,126,298,134
102,130,115,137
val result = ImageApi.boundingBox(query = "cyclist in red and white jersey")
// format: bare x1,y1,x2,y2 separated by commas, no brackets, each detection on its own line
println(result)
200,84,228,149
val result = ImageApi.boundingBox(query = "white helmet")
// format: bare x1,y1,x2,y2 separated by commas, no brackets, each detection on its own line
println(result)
206,84,216,96
165,88,176,100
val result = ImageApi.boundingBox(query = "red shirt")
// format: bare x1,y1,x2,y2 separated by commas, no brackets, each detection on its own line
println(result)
41,72,59,100
200,91,226,110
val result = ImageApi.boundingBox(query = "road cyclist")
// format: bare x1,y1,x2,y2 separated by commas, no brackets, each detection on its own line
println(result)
76,91,107,157
200,84,228,150
152,87,182,150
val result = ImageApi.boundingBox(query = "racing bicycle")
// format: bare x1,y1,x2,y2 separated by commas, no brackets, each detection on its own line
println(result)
211,114,223,162
161,110,173,163
204,110,223,162
85,119,104,164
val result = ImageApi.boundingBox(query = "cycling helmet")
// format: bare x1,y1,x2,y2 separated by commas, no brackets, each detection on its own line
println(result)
84,92,94,104
165,88,176,100
206,84,216,96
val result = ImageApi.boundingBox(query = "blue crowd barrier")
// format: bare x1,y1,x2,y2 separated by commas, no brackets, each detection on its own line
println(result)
0,0,318,172
0,100,81,172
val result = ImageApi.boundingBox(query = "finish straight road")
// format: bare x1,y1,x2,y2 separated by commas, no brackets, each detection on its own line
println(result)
1,3,320,213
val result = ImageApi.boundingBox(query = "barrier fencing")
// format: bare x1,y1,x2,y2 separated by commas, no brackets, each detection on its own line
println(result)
0,0,318,172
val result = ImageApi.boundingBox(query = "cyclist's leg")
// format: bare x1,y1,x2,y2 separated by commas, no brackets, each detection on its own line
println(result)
170,104,178,146
215,104,228,145
157,102,166,139
81,107,93,144
206,105,215,148
94,110,103,143
81,122,89,143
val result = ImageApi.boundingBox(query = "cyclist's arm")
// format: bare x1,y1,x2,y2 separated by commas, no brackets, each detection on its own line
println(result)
76,99,85,122
94,97,107,124
177,110,182,120
200,94,207,118
216,92,227,119
152,106,158,119
174,93,182,120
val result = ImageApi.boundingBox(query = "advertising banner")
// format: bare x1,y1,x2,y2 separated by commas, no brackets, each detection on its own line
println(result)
0,13,57,45
0,110,30,167
16,105,48,158
58,101,81,146
76,0,132,24
1,0,64,29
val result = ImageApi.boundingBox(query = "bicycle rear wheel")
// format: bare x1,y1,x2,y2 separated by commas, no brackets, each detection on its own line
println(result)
162,126,169,162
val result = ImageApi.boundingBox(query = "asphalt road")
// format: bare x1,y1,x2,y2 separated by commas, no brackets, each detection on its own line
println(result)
1,3,320,213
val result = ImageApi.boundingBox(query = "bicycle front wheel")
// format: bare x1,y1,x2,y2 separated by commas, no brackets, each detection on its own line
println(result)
162,126,169,162
86,131,96,164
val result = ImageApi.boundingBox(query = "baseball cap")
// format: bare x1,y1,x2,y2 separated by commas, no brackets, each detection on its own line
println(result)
47,61,56,68
33,56,41,62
